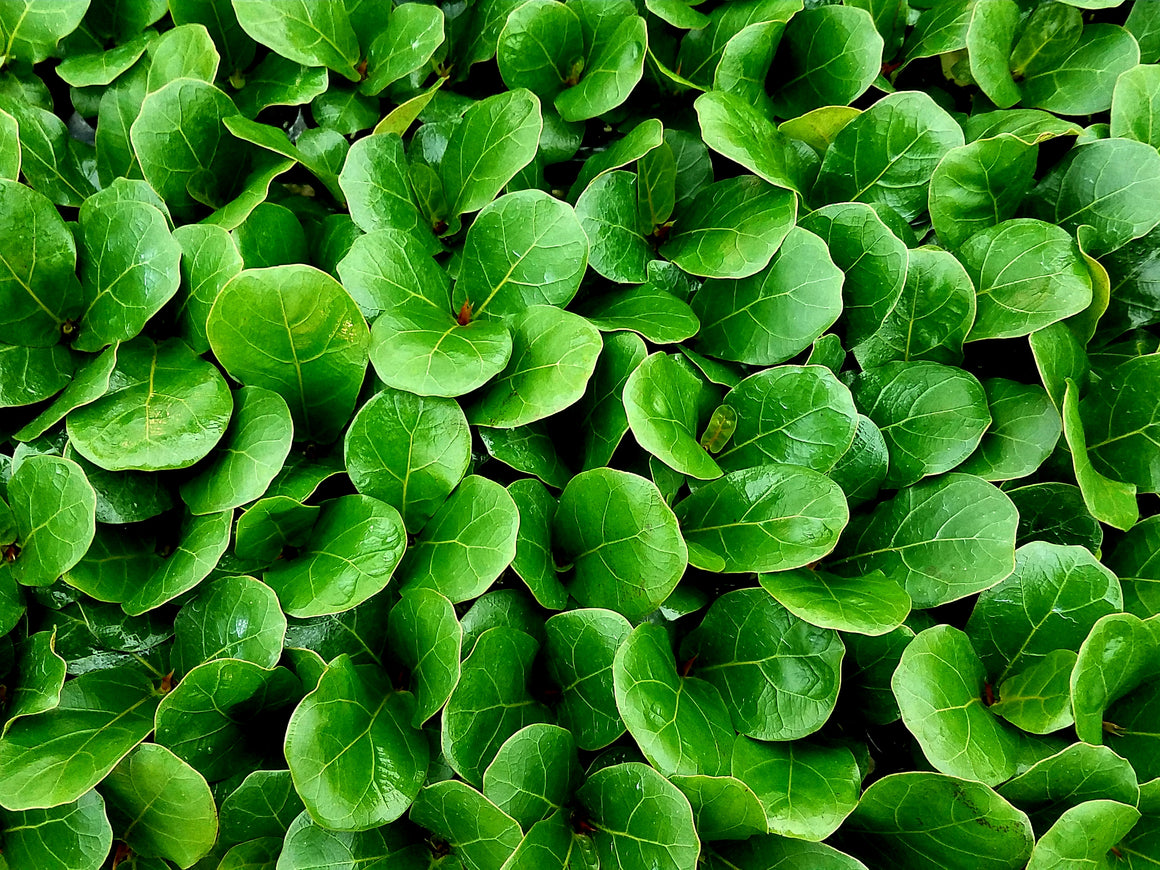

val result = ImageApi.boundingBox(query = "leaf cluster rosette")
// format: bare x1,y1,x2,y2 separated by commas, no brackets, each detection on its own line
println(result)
2,1,1160,868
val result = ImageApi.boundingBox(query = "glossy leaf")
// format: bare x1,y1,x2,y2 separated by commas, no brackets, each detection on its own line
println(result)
553,468,687,621
682,588,844,741
6,455,95,588
264,494,406,618
208,265,369,444
284,654,428,830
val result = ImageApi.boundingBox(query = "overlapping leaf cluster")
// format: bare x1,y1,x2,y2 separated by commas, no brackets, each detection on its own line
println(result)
2,0,1160,868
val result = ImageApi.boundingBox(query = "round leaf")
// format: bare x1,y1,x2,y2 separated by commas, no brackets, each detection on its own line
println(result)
395,475,519,603
759,568,911,636
208,265,370,444
6,455,96,588
344,387,470,534
553,468,687,621
284,655,428,830
675,465,848,574
263,494,406,618
179,386,294,515
833,473,1018,608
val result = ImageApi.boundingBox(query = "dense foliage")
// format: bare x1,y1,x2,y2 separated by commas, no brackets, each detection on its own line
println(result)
2,0,1160,867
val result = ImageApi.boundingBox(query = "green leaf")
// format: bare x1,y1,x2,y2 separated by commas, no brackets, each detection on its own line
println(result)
1084,354,1160,493
344,386,470,535
959,380,1062,481
387,588,461,727
234,496,319,564
759,568,910,636
929,135,1038,251
284,655,428,830
1070,612,1160,744
409,780,522,870
965,541,1121,683
360,3,444,96
675,465,848,574
1026,800,1140,869
613,622,733,776
553,468,687,621
1027,138,1160,257
264,495,406,618
146,23,220,92
456,190,588,319
901,0,972,68
179,386,293,515
442,627,550,788
0,0,88,65
1062,378,1138,532
207,265,369,443
0,666,159,811
395,475,518,603
507,479,567,609
581,287,700,346
277,811,395,870
123,509,232,615
355,233,511,398
732,736,860,841
555,13,647,122
466,305,601,429
568,117,664,200
855,246,976,367
892,625,1020,785
232,54,327,118
850,361,990,489
101,743,217,869
6,455,95,587
497,0,585,101
0,789,112,870
0,101,95,207
2,631,65,733
67,338,231,472
717,365,858,474
0,107,19,180
694,90,814,195
814,90,965,221
0,178,82,347
771,5,883,118
218,769,304,846
833,473,1019,608
576,762,700,870
845,772,1034,870
232,0,359,80
171,224,243,355
670,775,767,842
480,424,570,491
705,837,868,870
338,132,427,239
544,608,631,751
799,202,908,351
574,170,651,284
170,0,255,76
579,332,647,471
1021,24,1140,116
1111,64,1160,149
682,587,843,740
483,724,580,831
172,575,286,674
661,176,797,280
956,219,1093,341
155,659,298,781
691,227,843,366
966,0,1022,109
1108,516,1160,618
441,89,543,217
624,352,721,480
129,78,243,221
990,648,1078,735
998,743,1139,833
